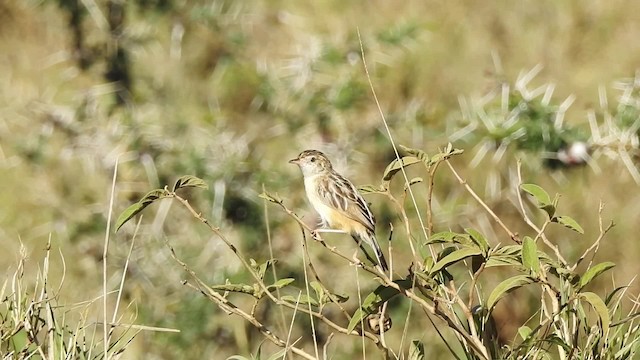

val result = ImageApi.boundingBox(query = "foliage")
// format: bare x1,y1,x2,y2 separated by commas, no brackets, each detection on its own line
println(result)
0,241,138,359
3,1,640,359
116,145,640,359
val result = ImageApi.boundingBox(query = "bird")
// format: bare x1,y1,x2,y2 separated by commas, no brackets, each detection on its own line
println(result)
289,149,388,272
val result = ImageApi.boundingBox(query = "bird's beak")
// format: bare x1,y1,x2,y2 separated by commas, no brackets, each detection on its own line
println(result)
288,157,300,164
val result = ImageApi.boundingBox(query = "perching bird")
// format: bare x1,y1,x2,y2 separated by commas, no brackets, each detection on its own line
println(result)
289,150,388,271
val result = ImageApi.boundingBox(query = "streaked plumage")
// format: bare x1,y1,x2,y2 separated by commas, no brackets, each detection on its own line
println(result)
289,150,388,271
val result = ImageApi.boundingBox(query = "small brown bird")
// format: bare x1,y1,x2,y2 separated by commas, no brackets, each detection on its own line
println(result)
289,150,388,271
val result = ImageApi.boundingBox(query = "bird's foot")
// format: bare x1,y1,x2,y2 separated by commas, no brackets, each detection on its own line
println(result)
311,230,323,242
351,250,364,267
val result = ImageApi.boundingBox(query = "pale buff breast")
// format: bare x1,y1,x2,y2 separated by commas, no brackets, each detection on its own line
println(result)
304,175,364,234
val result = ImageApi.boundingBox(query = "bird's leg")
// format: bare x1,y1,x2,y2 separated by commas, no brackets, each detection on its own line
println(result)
311,228,347,242
351,250,364,268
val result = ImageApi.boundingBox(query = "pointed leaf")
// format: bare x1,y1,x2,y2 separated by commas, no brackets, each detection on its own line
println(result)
173,175,208,191
327,291,349,303
310,281,324,300
115,202,146,233
210,283,256,295
268,278,295,290
554,215,584,234
358,184,386,194
382,156,421,181
579,292,610,332
257,259,277,279
115,189,167,232
465,228,489,254
426,231,460,245
521,183,555,217
522,236,540,274
429,145,464,164
605,285,628,305
488,275,535,310
347,308,367,334
409,340,425,360
430,247,483,274
282,294,318,307
422,256,434,272
485,245,522,267
579,262,615,289
404,177,424,192
399,145,429,164
521,184,551,205
265,348,288,360
518,325,532,340
347,279,411,332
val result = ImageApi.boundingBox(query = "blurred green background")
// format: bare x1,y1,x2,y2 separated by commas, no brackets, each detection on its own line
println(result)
1,0,640,358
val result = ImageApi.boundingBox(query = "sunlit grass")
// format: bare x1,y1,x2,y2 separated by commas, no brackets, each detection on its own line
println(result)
1,0,640,358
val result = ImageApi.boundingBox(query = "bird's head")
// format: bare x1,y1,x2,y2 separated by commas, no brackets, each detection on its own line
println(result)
289,149,333,177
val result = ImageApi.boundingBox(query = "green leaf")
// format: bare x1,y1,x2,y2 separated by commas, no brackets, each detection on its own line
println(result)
347,308,367,334
382,156,422,181
521,236,540,274
358,184,387,194
521,183,555,217
485,245,522,267
430,247,483,274
210,283,256,295
429,144,464,164
465,228,489,254
173,175,208,191
579,292,610,332
328,292,349,303
579,262,615,289
422,256,434,272
347,279,411,332
487,275,535,310
426,231,460,245
404,177,424,192
553,215,584,234
520,184,551,204
309,281,324,300
399,145,429,164
409,340,425,360
268,278,295,291
605,285,628,305
256,259,277,279
265,348,288,360
115,189,167,232
518,325,532,340
282,294,318,307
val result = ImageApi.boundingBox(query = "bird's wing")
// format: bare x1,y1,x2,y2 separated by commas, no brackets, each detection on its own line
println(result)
317,172,376,232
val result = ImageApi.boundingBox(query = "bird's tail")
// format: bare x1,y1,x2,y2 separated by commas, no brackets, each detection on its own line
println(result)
355,230,388,272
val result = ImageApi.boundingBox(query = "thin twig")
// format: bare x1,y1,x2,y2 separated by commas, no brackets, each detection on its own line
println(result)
514,161,568,266
572,201,614,271
426,161,442,236
172,193,385,345
262,183,289,339
166,241,317,360
445,159,520,243
357,28,431,259
108,216,142,343
299,224,351,320
103,156,119,359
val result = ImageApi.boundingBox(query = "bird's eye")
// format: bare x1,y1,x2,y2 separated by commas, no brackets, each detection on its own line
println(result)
310,157,316,163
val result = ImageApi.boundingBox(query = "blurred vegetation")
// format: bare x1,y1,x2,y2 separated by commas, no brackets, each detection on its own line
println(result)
1,0,640,358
